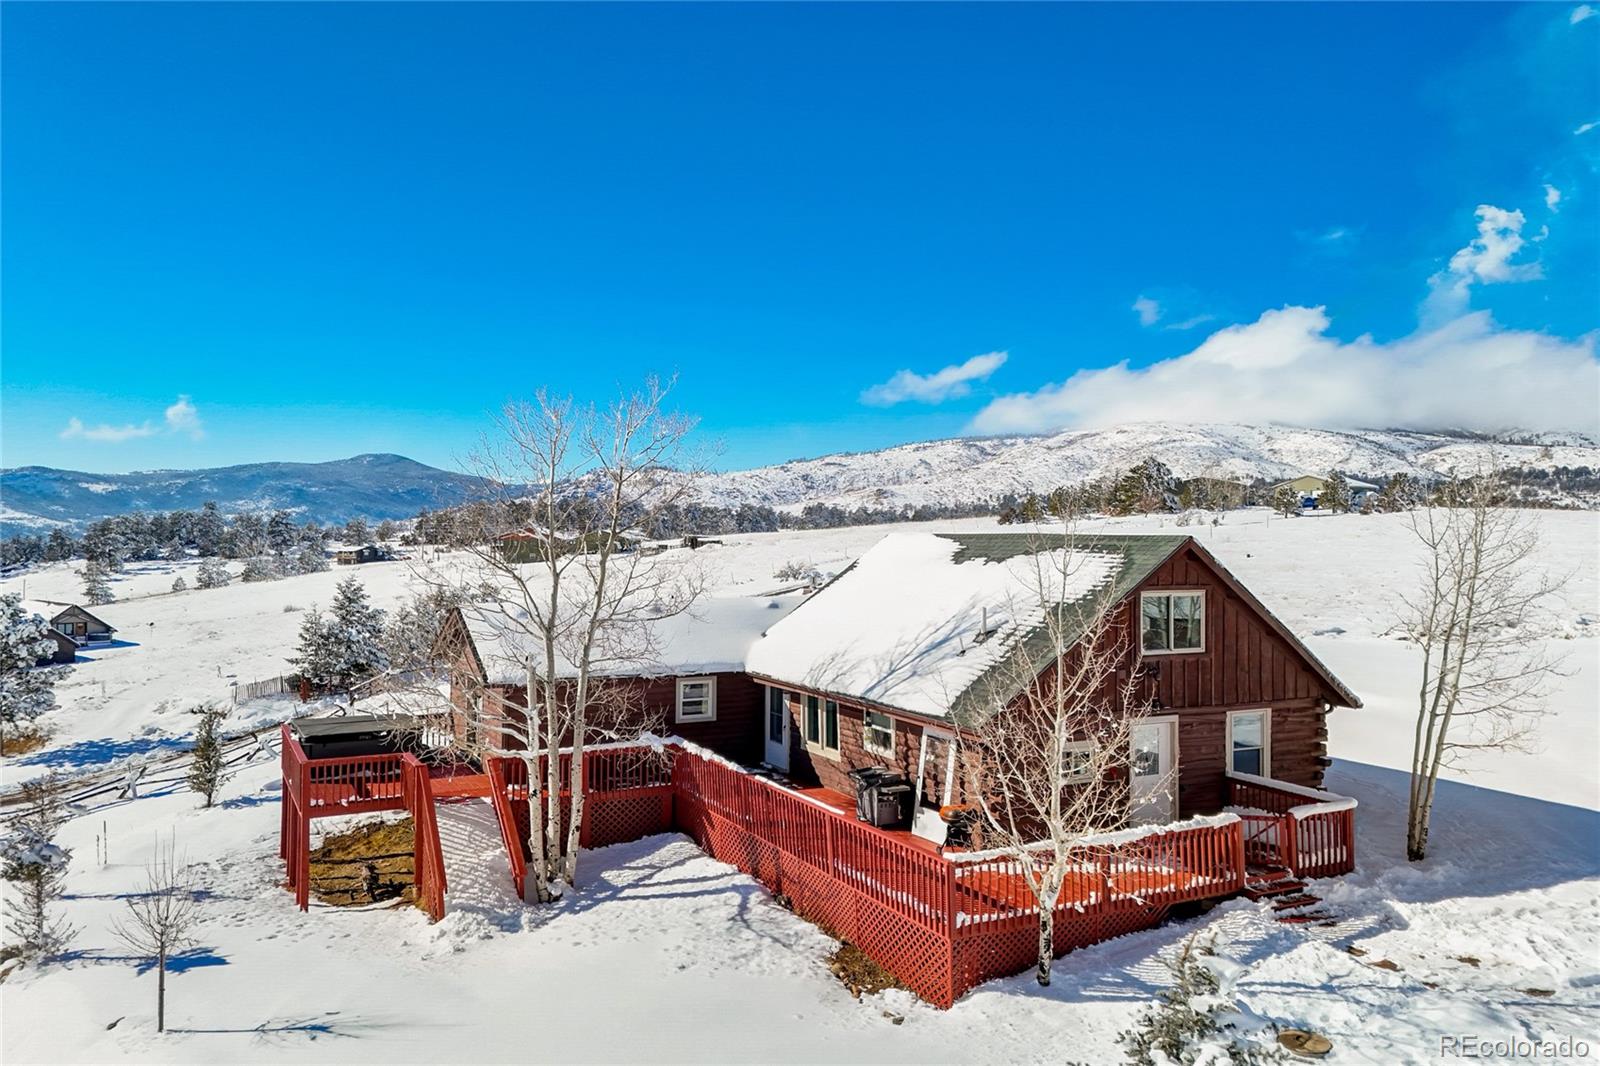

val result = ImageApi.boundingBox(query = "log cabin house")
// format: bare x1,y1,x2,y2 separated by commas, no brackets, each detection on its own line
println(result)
284,530,1361,1005
438,530,1358,844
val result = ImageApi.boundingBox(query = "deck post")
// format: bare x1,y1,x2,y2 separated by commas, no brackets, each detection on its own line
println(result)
1232,819,1246,889
1283,815,1299,876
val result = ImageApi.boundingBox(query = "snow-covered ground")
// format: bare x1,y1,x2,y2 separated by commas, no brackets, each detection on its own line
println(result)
2,510,1596,1064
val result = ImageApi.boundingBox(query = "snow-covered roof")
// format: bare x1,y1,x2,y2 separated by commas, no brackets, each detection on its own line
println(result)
461,593,805,685
745,532,1186,723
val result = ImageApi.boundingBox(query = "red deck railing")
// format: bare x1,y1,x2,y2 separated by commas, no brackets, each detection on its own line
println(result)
1228,772,1356,880
282,728,1350,1008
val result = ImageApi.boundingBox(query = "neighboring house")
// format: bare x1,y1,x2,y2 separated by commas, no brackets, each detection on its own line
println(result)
51,604,116,645
1270,473,1380,509
335,544,384,565
37,628,77,665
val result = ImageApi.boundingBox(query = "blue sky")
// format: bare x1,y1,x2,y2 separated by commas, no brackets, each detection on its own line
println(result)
3,2,1596,475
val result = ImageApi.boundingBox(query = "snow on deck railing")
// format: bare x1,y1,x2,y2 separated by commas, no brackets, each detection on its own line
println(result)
948,811,1241,865
1226,770,1357,820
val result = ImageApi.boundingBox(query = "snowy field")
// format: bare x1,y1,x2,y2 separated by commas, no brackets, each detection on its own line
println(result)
1,509,1596,1064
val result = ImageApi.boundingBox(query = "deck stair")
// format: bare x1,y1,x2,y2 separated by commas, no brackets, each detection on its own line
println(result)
1244,865,1330,923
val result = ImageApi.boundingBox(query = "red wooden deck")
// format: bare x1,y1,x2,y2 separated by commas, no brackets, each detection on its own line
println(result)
788,784,944,855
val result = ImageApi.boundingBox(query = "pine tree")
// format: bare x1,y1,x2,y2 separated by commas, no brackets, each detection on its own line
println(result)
1119,934,1282,1065
186,705,227,808
239,556,277,583
81,563,115,606
1377,472,1418,512
342,516,370,545
170,576,187,594
297,545,329,574
0,596,63,757
193,502,226,557
290,607,334,696
195,558,231,589
1270,486,1299,517
1321,473,1352,514
324,578,388,698
1110,457,1180,515
1,776,75,962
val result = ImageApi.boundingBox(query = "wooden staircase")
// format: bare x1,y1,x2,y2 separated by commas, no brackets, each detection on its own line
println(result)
1244,866,1333,925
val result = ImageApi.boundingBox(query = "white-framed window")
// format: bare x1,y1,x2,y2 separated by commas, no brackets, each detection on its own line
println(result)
1140,591,1205,654
675,676,717,723
1061,740,1097,785
863,710,895,757
1226,709,1270,776
803,695,840,754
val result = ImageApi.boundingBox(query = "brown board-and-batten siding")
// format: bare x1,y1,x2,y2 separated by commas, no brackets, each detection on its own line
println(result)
1133,545,1333,814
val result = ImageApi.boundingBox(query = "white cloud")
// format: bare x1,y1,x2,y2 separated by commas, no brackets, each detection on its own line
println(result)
59,417,159,443
860,352,1007,406
1423,204,1542,323
1571,4,1595,23
1545,183,1563,211
60,396,205,444
1132,296,1162,327
1577,120,1599,135
164,395,205,439
968,306,1599,436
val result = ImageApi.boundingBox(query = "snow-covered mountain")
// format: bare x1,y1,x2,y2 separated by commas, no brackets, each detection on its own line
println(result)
695,423,1600,511
5,424,1595,533
0,453,493,531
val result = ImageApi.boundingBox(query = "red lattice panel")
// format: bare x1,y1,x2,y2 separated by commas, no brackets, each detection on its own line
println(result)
585,789,673,847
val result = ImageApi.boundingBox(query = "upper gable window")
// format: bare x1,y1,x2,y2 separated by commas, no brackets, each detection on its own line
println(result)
1140,592,1204,654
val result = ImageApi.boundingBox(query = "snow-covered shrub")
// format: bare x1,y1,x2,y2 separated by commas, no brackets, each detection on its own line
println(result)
239,556,279,583
170,576,187,593
195,558,231,589
1119,934,1283,1066
773,560,821,584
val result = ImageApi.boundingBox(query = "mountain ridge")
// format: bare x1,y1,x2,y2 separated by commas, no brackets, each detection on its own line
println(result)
4,424,1597,531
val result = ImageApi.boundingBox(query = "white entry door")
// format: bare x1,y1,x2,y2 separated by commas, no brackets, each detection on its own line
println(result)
763,687,790,771
1128,717,1178,825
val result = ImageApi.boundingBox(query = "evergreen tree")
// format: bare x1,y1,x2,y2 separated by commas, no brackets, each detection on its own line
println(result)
43,530,77,563
1,776,75,962
342,516,370,545
266,511,298,558
1110,457,1180,515
170,576,187,594
238,556,278,583
375,519,398,542
293,578,388,699
0,596,63,757
185,705,228,808
1321,472,1352,514
297,545,329,574
193,502,226,557
195,558,231,589
1377,472,1419,512
81,562,115,606
1270,486,1299,517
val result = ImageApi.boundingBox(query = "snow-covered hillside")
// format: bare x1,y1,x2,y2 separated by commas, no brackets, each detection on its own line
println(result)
1,510,1596,1064
697,423,1600,511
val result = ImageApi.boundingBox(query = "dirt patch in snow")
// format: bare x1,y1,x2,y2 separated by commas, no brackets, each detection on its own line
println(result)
0,725,53,759
309,817,417,908
826,941,908,999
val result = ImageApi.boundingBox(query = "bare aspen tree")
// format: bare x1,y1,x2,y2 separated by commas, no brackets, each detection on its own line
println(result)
1399,468,1566,861
404,379,704,900
112,838,200,1033
959,522,1154,986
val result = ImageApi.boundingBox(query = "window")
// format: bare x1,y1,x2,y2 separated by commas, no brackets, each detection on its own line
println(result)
804,695,840,754
767,688,787,743
863,710,894,757
1061,740,1097,785
1227,710,1270,776
1140,592,1204,654
675,677,716,723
